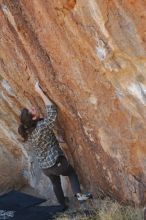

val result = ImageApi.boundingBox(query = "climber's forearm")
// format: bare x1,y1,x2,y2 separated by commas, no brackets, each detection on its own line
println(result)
34,81,53,106
37,90,53,106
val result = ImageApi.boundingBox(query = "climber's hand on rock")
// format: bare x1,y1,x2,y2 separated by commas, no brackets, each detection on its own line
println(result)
34,80,53,105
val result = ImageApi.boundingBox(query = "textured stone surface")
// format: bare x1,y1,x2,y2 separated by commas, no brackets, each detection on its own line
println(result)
0,79,26,193
0,0,146,205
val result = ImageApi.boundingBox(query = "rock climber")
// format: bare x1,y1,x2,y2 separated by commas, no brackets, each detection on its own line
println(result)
18,81,92,211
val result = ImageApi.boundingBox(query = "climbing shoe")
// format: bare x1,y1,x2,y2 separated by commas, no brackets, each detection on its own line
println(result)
76,192,93,202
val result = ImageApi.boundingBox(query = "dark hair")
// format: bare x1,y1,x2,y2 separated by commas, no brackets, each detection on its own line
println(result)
18,108,37,141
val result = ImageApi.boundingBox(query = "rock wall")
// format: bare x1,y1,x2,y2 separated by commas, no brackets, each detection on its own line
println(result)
0,0,146,205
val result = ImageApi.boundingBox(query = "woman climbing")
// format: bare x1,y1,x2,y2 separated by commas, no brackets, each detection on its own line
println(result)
18,81,92,210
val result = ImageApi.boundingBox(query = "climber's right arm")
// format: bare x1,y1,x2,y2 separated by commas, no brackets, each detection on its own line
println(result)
34,81,57,129
35,81,53,106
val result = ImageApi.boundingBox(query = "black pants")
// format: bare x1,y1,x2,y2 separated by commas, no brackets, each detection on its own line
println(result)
42,156,81,206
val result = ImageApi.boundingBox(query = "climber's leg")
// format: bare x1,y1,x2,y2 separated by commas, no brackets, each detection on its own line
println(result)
61,164,81,195
43,156,92,202
49,174,66,206
58,157,93,201
47,155,81,195
42,169,66,206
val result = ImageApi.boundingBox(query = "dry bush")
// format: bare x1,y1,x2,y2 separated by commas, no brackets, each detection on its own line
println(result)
56,198,144,220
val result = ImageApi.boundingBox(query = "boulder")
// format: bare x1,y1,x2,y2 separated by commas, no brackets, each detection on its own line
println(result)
0,0,146,205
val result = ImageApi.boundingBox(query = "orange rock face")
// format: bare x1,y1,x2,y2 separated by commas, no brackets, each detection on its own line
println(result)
0,0,146,205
